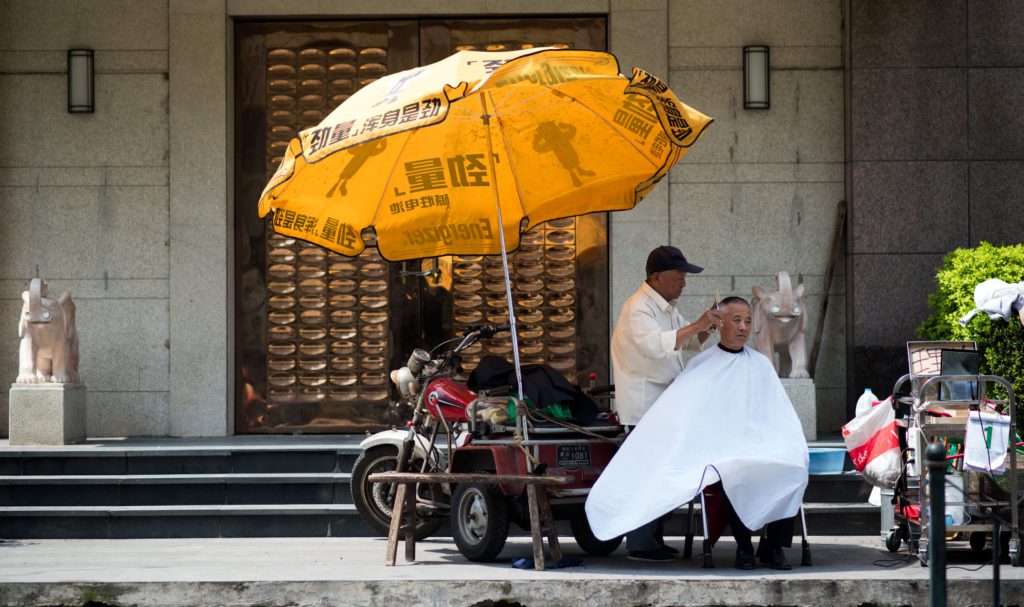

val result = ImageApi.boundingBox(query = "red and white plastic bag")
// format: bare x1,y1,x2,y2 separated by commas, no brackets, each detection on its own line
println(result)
842,396,901,488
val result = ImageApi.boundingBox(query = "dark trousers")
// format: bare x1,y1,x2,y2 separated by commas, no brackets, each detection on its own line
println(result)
722,492,795,553
623,422,668,553
625,514,666,551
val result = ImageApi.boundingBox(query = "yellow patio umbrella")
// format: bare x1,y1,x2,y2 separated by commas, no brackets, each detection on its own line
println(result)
257,47,712,403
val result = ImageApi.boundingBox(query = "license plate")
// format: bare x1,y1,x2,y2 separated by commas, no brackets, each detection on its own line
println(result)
556,445,590,469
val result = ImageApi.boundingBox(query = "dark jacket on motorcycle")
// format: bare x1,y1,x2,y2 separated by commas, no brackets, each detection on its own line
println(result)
467,356,598,426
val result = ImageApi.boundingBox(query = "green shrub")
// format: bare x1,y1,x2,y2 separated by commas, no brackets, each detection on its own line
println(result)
918,242,1024,422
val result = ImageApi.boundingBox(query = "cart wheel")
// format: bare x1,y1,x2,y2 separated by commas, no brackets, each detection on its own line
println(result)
969,532,988,557
569,514,623,556
350,446,444,540
450,482,510,562
885,532,902,553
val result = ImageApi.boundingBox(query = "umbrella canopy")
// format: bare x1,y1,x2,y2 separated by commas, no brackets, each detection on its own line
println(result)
257,47,713,411
257,48,712,260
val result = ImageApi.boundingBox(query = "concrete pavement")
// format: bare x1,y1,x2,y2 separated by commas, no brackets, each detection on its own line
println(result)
0,535,1021,606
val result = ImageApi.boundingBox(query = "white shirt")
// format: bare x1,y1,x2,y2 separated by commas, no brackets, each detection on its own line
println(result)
611,282,701,425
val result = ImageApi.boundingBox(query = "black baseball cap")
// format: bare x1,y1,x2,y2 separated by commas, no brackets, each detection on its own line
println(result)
645,245,704,275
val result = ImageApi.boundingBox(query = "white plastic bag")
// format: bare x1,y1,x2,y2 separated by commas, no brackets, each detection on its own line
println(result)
842,396,900,488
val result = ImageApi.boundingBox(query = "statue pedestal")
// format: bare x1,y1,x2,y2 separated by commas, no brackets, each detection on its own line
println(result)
782,378,817,441
8,383,87,445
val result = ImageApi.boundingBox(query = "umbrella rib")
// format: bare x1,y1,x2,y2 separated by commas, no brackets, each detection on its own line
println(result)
488,96,530,224
369,131,416,228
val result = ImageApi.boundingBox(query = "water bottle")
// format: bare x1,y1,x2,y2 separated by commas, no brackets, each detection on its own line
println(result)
855,388,878,417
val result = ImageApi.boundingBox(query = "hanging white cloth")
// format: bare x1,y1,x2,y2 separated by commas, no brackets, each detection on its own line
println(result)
964,410,1011,474
959,278,1024,326
585,345,809,540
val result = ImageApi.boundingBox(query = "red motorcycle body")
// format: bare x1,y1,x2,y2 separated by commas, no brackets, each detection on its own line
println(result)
424,372,620,497
423,377,474,423
536,441,618,489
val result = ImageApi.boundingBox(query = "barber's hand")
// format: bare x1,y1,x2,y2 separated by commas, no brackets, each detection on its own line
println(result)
700,306,725,332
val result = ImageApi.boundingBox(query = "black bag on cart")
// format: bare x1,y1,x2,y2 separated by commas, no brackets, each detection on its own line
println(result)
468,355,598,426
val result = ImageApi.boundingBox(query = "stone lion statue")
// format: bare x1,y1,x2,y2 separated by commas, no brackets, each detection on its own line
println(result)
17,278,80,384
752,271,809,379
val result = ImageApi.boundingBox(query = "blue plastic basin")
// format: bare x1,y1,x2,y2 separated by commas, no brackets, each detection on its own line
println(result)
808,447,846,474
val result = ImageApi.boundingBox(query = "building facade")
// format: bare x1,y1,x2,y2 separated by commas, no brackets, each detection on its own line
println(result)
0,0,1020,439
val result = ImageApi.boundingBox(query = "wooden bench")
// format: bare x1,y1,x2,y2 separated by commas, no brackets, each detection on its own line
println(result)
367,471,571,571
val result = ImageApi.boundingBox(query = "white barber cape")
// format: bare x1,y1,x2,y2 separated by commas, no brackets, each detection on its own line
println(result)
586,344,809,541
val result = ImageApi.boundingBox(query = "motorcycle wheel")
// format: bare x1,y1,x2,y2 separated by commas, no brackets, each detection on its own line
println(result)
450,482,510,562
350,445,444,540
569,514,623,556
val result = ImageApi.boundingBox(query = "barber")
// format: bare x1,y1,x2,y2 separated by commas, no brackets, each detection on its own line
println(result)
611,245,724,562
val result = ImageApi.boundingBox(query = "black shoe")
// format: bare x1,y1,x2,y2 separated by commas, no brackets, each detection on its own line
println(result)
735,549,755,570
627,545,678,562
661,544,680,555
759,546,792,570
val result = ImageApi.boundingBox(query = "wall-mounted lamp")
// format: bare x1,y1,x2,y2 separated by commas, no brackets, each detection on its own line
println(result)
68,49,95,113
743,45,770,110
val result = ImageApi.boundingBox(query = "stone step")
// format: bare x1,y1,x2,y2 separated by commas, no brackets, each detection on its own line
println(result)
0,504,360,516
0,437,877,538
0,473,353,506
2,473,352,483
0,501,878,539
804,471,873,503
0,469,870,505
0,503,370,539
0,450,362,476
801,502,881,536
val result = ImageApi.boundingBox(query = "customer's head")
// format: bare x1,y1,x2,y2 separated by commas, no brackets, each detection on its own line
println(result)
718,296,752,350
644,246,703,302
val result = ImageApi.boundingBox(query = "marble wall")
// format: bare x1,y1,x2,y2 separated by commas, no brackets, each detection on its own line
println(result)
660,0,847,431
848,0,1024,410
0,0,172,437
1,0,895,437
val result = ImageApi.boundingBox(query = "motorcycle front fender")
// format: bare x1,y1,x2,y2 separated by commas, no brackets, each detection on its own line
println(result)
358,429,443,468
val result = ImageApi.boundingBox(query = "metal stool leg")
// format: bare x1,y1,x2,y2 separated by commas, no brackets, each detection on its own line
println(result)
683,499,695,559
799,506,812,566
700,490,714,568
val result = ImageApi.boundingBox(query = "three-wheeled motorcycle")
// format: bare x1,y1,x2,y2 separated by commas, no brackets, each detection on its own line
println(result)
350,323,625,561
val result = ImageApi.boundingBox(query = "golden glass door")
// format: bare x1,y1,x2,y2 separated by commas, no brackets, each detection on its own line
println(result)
234,17,607,433
420,20,609,378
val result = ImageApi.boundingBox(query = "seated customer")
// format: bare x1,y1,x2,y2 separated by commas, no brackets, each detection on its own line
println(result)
585,296,809,569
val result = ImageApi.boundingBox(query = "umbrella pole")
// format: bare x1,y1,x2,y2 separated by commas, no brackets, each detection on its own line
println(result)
494,208,523,404
481,94,526,431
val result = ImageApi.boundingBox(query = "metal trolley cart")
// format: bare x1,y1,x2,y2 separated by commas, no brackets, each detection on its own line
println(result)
886,341,1022,566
